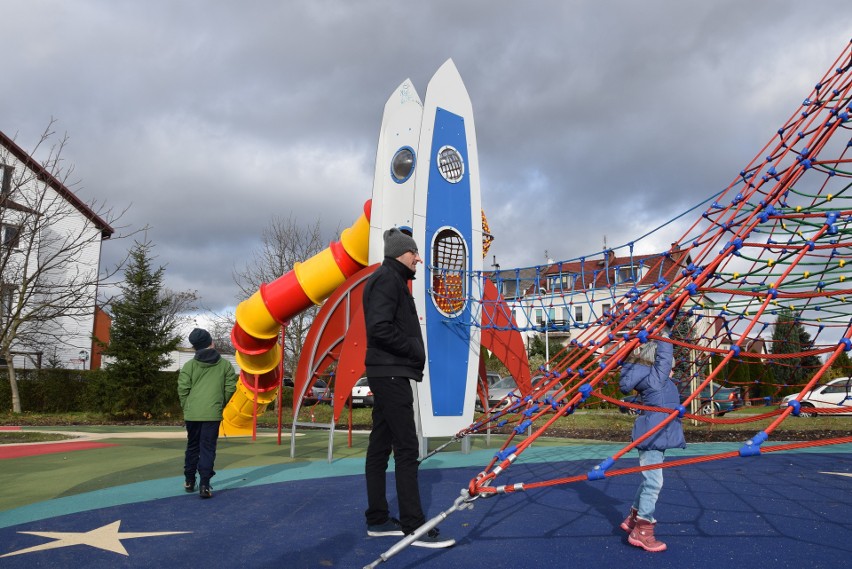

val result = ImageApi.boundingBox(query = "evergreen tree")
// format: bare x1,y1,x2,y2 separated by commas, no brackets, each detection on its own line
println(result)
829,350,852,379
670,313,701,386
769,308,804,388
99,241,180,416
797,323,822,373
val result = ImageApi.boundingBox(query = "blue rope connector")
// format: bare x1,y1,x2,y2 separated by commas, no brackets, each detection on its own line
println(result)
587,457,615,481
495,445,517,461
513,420,533,435
730,345,741,357
579,383,592,401
787,400,802,416
637,330,649,343
677,405,687,418
686,283,698,296
839,338,852,351
739,431,769,457
496,420,508,428
523,405,540,418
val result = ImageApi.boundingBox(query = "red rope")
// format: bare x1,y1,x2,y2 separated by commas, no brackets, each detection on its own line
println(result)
473,436,852,496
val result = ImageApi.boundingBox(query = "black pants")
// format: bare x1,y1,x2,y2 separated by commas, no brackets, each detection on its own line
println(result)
184,420,220,485
364,376,425,534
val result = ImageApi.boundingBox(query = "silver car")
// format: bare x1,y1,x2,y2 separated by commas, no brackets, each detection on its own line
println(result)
476,375,522,412
779,377,852,417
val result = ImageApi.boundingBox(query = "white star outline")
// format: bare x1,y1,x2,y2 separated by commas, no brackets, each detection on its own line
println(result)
1,520,191,558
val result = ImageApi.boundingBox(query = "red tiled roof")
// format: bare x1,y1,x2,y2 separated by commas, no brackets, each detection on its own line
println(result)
542,246,691,292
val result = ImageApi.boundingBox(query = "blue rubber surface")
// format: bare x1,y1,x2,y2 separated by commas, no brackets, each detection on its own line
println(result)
0,449,849,568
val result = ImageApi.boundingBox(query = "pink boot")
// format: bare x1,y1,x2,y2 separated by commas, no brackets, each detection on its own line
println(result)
620,508,638,533
628,518,667,552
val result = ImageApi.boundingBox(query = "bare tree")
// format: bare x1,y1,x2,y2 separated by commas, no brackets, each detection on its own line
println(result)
204,309,237,355
159,287,200,340
233,214,330,374
0,122,125,413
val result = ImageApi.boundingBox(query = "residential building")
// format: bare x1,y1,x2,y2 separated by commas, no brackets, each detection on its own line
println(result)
489,245,693,351
0,130,114,369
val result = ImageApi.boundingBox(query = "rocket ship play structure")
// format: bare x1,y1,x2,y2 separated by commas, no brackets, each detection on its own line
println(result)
224,60,530,440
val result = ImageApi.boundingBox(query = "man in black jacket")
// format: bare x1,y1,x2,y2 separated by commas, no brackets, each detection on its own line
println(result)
362,227,455,549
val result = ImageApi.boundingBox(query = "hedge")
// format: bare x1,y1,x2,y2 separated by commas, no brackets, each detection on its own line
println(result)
0,368,182,417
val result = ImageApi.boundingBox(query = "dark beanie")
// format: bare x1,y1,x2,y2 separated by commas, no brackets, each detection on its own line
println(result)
189,328,212,351
384,227,418,258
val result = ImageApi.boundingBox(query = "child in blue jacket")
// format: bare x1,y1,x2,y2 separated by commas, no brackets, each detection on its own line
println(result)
618,333,685,552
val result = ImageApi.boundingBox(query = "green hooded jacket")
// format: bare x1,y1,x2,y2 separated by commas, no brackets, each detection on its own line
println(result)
178,355,238,421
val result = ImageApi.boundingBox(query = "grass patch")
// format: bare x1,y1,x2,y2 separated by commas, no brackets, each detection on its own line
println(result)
1,405,849,443
0,431,76,444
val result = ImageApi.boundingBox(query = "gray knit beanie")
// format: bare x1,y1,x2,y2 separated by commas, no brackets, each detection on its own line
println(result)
383,227,419,258
626,340,657,366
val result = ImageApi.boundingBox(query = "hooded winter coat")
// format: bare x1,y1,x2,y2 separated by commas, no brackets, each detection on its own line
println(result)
178,349,238,421
619,340,686,451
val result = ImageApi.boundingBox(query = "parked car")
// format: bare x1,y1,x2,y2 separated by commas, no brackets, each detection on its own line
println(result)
476,375,521,412
486,372,502,386
530,374,568,402
304,378,334,404
619,381,742,416
778,377,852,417
350,377,374,407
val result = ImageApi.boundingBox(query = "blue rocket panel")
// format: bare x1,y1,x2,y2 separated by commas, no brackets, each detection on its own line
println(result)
425,107,473,416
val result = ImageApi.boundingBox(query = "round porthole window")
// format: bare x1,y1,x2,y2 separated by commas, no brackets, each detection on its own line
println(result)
391,147,415,183
437,145,464,183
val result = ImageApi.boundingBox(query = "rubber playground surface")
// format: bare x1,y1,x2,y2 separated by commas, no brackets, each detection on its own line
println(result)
0,426,850,569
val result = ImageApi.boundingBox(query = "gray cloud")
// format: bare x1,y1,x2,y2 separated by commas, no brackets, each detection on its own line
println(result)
2,0,849,312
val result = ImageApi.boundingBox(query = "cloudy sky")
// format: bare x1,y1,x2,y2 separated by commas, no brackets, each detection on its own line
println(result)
2,0,849,317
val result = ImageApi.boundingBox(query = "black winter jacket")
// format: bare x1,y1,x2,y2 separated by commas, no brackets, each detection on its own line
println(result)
363,257,426,381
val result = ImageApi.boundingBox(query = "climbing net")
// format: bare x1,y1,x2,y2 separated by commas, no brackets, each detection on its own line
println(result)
427,40,852,497
366,37,852,569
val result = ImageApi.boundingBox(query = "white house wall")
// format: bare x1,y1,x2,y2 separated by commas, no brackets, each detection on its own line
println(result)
1,144,105,370
103,349,240,374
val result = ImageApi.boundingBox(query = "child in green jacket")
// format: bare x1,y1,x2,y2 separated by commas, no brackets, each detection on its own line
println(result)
178,328,237,498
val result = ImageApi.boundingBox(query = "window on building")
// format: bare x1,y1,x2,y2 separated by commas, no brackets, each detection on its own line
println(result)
602,303,611,314
0,283,14,316
0,164,13,194
1,224,20,249
548,273,575,292
616,265,638,284
574,305,584,322
534,308,543,326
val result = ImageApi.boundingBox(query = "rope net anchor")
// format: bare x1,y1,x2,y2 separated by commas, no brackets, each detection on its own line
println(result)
362,490,478,569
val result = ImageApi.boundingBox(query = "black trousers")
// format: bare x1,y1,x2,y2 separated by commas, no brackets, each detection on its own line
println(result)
364,376,425,534
184,420,220,484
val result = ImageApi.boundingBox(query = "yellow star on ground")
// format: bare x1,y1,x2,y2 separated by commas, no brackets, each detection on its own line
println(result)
1,520,191,558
